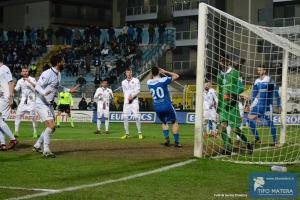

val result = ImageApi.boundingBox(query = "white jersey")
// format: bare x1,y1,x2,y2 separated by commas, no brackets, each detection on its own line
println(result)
15,76,36,104
35,67,69,105
0,64,13,100
203,88,218,110
94,87,113,110
121,77,140,105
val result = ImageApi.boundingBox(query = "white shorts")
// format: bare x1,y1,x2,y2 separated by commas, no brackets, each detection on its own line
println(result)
0,99,11,120
123,103,139,118
35,103,55,122
204,109,217,121
97,109,109,118
16,103,35,116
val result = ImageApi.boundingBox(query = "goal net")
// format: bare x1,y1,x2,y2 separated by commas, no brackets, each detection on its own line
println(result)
194,3,300,164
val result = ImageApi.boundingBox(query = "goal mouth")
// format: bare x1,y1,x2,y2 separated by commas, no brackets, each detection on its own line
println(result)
194,3,300,165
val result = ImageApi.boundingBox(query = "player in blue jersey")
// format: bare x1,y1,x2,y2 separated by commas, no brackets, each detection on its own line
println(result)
248,65,281,147
147,67,182,147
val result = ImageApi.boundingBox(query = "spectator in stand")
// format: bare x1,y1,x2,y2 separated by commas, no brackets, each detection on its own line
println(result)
73,29,82,46
78,98,88,110
46,27,53,45
122,24,129,41
66,28,73,45
78,58,86,75
95,27,101,45
128,25,135,42
148,24,155,44
136,25,143,44
107,27,115,44
76,74,87,89
158,23,166,44
94,74,101,89
87,98,97,110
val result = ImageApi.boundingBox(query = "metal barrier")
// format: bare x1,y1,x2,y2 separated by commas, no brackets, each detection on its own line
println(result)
126,5,158,16
176,30,198,40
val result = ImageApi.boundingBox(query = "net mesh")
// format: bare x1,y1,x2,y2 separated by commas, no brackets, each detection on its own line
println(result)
199,4,300,164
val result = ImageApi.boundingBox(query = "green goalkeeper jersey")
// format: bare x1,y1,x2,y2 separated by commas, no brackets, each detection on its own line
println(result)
217,67,244,128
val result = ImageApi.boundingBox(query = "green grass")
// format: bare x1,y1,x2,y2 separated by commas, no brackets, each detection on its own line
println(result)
0,122,299,200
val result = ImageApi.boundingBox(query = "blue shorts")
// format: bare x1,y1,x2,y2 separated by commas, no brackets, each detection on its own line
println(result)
156,108,177,124
249,105,270,117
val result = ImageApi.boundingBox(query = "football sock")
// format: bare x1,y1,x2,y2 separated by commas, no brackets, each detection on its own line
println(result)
0,119,15,141
105,119,109,131
173,133,179,143
124,117,129,134
15,115,21,134
43,127,53,153
136,116,142,134
163,130,169,139
249,119,260,141
97,118,101,131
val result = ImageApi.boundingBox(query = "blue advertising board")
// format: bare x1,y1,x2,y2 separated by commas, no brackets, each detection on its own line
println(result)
93,111,300,125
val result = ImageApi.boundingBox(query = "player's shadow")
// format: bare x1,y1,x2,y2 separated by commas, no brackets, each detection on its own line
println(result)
15,143,33,150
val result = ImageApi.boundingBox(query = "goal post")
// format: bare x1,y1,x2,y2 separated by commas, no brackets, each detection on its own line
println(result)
194,3,208,158
194,3,300,164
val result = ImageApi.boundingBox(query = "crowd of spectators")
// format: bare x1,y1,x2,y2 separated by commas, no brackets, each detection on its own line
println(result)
0,27,48,80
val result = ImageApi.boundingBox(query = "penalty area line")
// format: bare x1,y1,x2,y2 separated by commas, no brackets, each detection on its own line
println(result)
0,186,58,192
6,159,197,200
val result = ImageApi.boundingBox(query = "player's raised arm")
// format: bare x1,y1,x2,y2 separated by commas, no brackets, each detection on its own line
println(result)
159,68,179,82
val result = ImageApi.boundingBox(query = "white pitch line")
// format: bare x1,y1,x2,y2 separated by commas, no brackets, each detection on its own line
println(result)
6,159,196,200
0,186,58,192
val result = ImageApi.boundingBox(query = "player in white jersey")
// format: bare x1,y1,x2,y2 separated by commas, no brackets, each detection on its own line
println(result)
32,55,78,158
14,67,37,138
121,68,143,139
0,54,18,151
203,82,218,137
94,79,113,134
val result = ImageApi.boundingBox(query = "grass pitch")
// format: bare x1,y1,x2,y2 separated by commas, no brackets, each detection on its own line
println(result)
0,122,299,200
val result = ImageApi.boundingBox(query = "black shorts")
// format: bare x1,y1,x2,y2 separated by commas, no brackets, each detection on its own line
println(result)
58,104,71,113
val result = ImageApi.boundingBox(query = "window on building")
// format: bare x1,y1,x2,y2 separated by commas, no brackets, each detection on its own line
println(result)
274,4,295,18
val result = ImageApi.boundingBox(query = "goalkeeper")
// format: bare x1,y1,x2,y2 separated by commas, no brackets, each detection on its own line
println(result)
217,56,253,155
56,91,74,128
